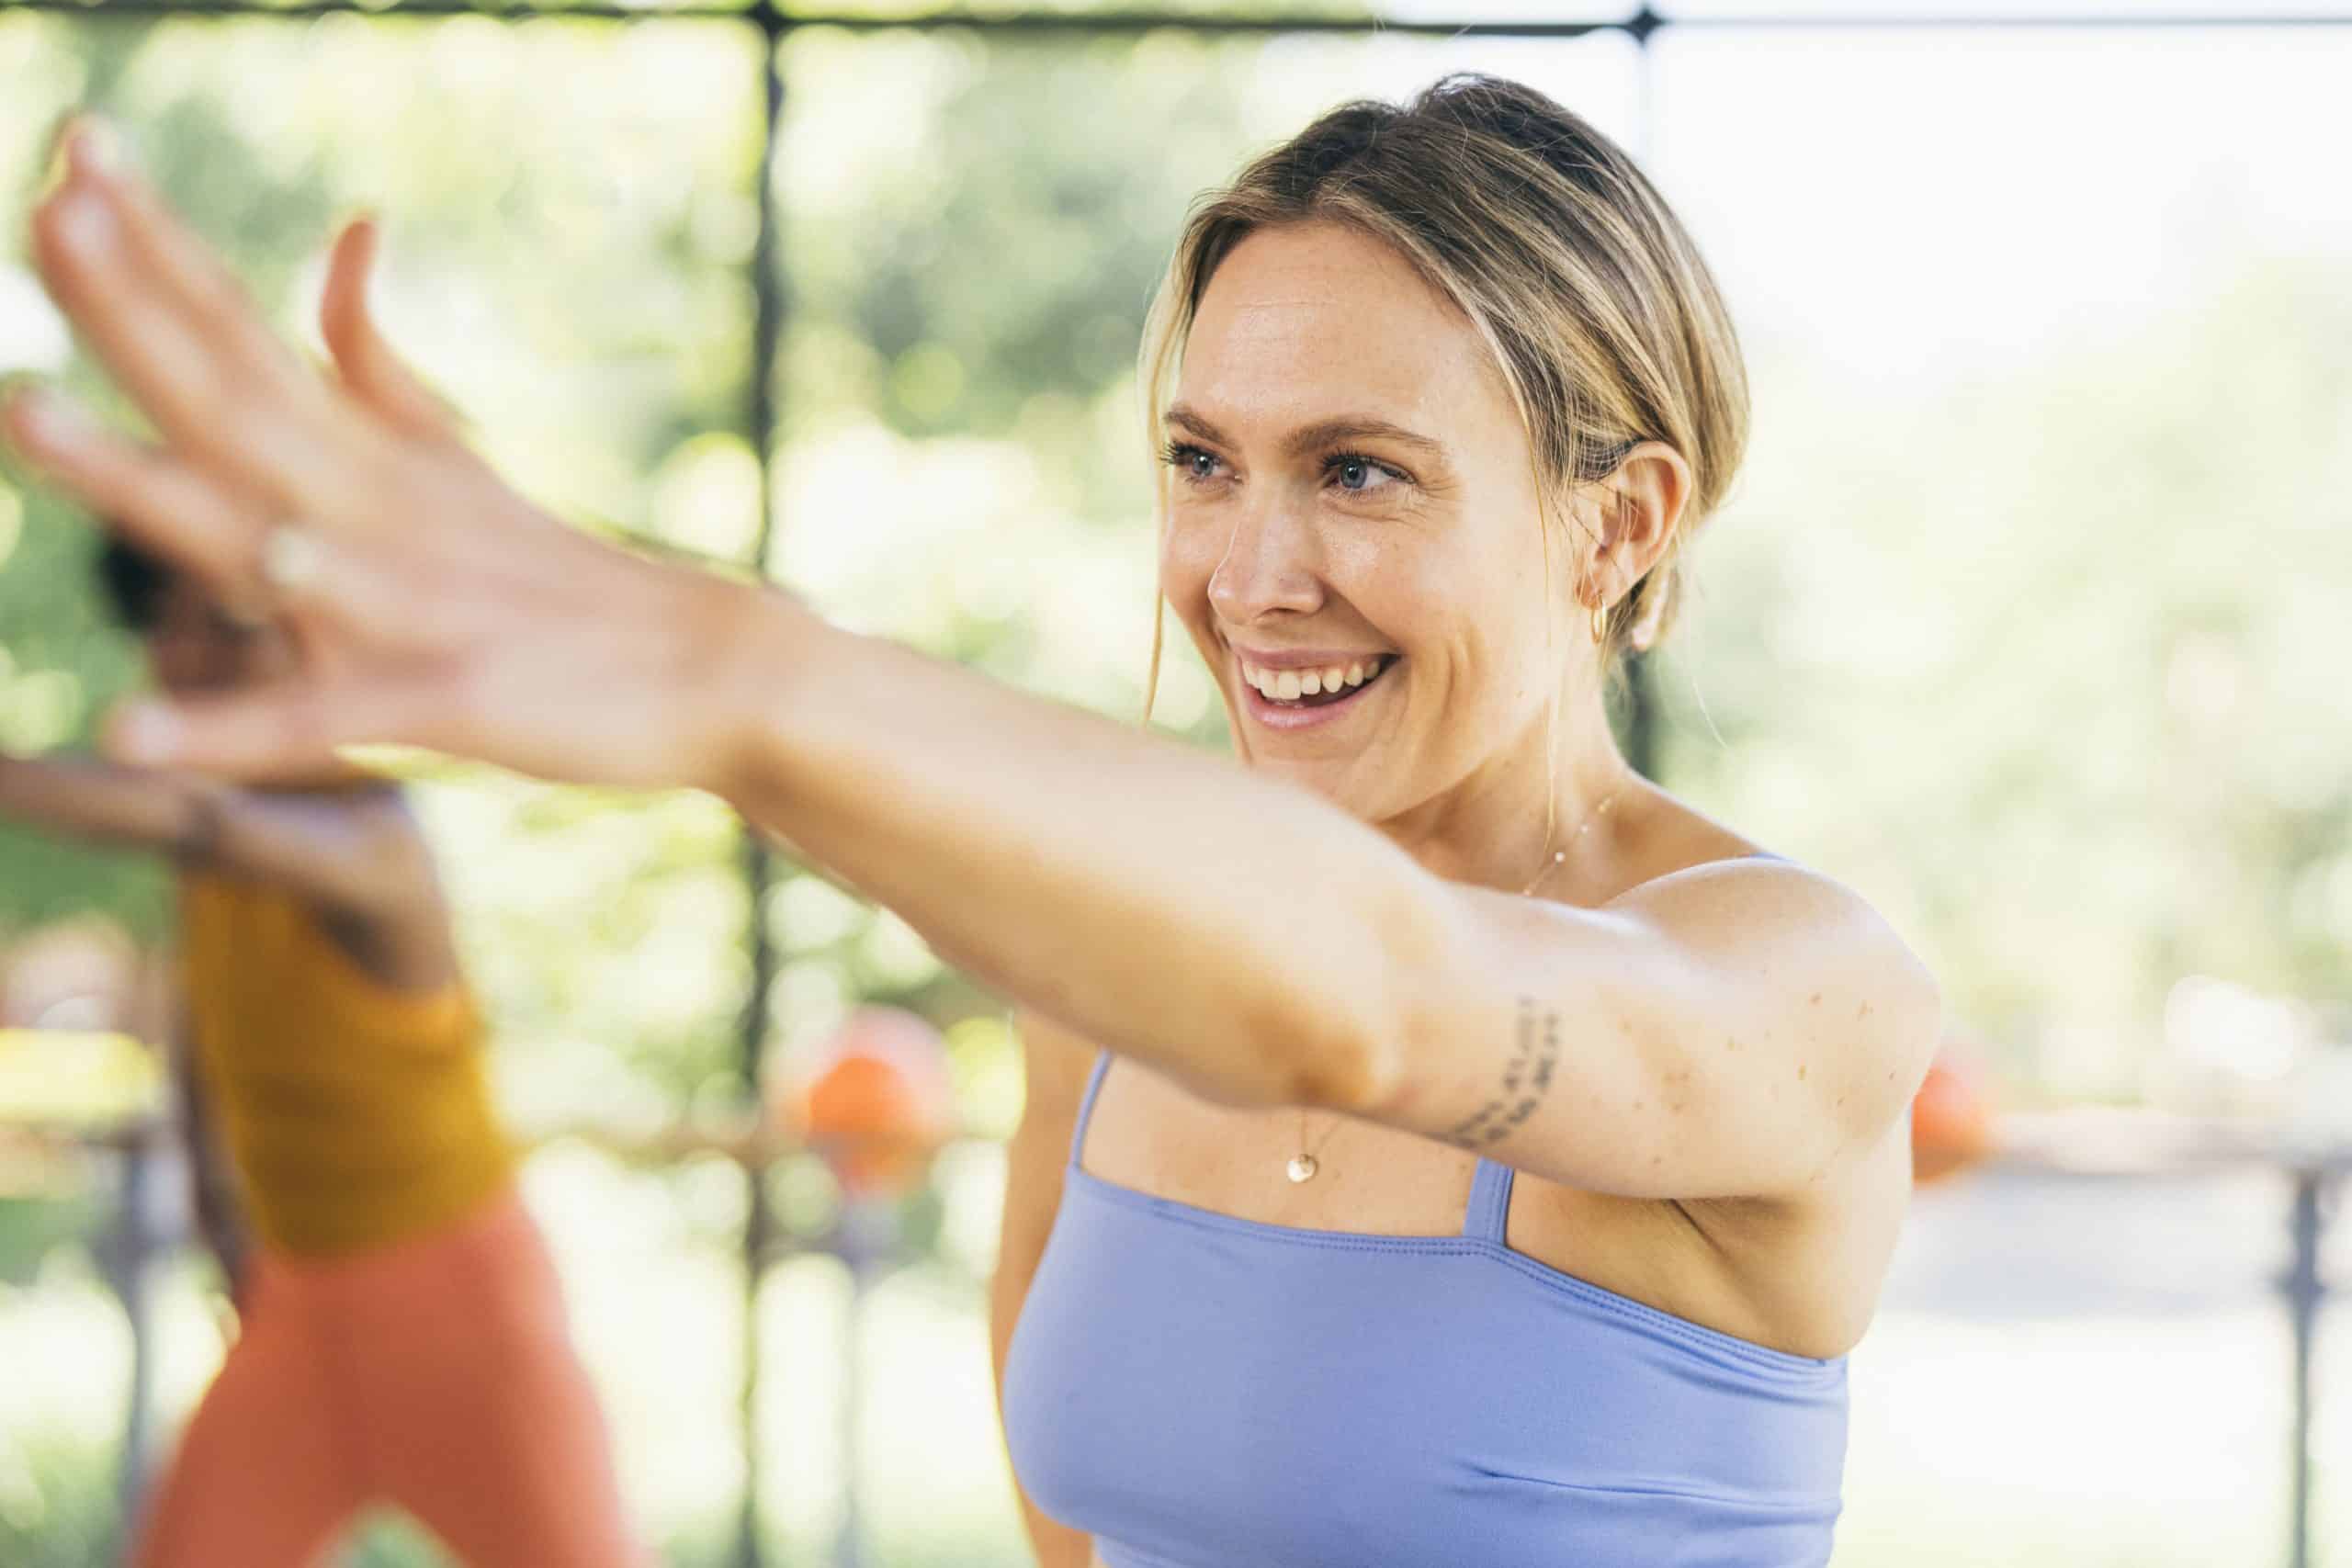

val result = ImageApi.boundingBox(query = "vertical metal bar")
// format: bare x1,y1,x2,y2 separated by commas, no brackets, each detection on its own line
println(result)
735,6,789,1563
832,1203,891,1568
2283,1168,2325,1568
105,1126,163,1556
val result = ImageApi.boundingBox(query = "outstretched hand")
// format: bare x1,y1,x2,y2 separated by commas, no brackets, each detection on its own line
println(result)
1,118,784,793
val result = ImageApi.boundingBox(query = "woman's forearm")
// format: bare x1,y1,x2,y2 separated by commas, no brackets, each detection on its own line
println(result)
700,585,1430,1110
0,755,201,852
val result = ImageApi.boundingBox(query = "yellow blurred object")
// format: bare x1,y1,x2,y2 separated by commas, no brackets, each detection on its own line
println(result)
181,874,514,1256
0,1026,164,1127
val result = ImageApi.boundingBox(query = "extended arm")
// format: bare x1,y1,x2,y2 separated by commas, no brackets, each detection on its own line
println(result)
709,614,1939,1200
5,119,1938,1202
989,1010,1096,1568
0,754,452,987
0,751,208,853
0,753,424,915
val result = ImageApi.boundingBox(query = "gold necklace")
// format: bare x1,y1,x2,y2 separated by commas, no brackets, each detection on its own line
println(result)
1285,776,1628,1184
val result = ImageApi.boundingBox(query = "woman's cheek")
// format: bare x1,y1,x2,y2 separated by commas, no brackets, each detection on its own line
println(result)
1159,514,1224,615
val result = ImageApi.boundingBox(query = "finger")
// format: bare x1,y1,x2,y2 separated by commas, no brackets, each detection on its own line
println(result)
69,122,316,419
0,387,264,592
320,217,464,445
30,133,390,527
101,676,422,782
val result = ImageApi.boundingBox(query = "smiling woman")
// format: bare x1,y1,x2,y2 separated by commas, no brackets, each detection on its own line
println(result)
2,72,1937,1568
1002,76,1939,1568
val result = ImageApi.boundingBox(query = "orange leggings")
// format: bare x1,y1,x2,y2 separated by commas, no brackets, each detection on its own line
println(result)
126,1186,649,1568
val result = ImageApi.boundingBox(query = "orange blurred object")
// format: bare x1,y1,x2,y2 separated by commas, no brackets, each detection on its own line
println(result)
1910,1047,1996,1185
780,1006,958,1197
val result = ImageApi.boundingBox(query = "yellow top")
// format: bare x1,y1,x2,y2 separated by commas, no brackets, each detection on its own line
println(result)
179,873,514,1256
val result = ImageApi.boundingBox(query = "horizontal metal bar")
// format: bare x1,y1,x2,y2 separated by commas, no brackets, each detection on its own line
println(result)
2,0,2347,33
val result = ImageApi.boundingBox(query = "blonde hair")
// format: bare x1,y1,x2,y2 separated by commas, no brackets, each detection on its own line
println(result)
1137,73,1749,741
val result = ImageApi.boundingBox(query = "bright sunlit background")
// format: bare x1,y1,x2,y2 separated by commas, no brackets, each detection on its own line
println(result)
2,1,2348,1564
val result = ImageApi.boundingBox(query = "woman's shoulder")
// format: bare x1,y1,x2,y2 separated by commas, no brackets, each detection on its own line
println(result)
1604,788,1793,900
1608,792,1934,1033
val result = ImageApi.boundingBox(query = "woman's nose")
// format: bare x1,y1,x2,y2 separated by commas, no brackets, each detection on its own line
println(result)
1206,498,1324,625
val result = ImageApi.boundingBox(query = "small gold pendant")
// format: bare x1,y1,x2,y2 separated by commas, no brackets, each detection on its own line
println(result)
1285,1154,1318,1183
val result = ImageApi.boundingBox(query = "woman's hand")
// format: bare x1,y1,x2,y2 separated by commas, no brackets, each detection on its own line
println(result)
1,118,786,793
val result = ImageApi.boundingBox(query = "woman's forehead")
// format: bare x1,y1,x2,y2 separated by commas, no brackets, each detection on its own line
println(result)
1178,221,1510,441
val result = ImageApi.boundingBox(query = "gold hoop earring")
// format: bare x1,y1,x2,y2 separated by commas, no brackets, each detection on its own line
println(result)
1589,596,1609,648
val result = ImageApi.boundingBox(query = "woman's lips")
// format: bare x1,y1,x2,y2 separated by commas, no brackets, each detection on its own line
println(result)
1237,655,1397,731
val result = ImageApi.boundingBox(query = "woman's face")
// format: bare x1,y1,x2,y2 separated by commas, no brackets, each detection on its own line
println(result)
1160,220,1572,818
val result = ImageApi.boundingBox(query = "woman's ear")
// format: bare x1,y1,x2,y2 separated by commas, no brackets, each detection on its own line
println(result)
1596,442,1691,606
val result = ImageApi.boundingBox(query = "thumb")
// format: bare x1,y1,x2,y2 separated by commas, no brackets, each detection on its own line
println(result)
320,215,469,444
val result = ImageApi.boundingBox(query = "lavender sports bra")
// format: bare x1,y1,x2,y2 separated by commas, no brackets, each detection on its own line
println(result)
1002,1035,1849,1567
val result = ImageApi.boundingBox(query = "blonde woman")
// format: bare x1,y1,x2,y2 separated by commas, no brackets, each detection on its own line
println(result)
7,76,1939,1568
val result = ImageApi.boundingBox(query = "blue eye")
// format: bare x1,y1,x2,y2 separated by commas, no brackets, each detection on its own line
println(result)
1162,441,1225,484
1327,453,1402,494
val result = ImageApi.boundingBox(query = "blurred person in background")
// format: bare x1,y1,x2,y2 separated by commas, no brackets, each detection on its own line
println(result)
0,537,646,1567
4,75,1941,1568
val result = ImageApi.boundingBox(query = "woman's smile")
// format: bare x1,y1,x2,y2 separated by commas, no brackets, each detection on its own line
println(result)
1232,647,1401,731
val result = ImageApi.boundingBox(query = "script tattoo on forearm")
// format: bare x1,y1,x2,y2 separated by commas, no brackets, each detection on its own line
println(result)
1443,996,1563,1149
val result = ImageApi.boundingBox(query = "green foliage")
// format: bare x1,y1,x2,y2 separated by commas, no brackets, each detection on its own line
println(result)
1653,257,2352,1081
338,1513,462,1568
0,1424,117,1568
0,434,167,937
0,1197,98,1288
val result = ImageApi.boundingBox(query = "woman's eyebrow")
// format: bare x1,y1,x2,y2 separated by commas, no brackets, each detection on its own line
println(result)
1288,415,1448,465
1163,404,1230,446
1282,417,1447,461
1163,404,1448,462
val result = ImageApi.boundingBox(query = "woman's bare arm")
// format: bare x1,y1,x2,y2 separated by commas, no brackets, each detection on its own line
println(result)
0,754,453,988
989,1010,1095,1568
6,121,1935,1201
0,751,207,852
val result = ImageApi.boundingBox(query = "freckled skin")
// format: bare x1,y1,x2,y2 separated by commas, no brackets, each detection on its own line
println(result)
1158,221,1591,837
1014,205,1927,1404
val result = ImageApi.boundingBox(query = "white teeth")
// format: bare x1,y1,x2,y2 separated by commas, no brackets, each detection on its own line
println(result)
1239,654,1392,704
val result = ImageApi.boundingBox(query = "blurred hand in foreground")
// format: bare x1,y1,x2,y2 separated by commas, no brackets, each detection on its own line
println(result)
2,118,786,795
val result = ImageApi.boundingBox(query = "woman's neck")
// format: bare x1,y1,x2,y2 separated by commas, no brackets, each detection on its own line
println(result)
1379,684,1637,898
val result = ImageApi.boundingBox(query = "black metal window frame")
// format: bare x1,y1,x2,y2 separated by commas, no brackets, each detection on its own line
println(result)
6,5,2347,1566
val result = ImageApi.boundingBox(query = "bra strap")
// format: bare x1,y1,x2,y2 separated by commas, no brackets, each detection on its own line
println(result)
1463,1158,1517,1242
1068,1050,1114,1168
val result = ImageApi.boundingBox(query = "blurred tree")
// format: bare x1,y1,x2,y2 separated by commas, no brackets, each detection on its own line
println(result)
1655,257,2352,1089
